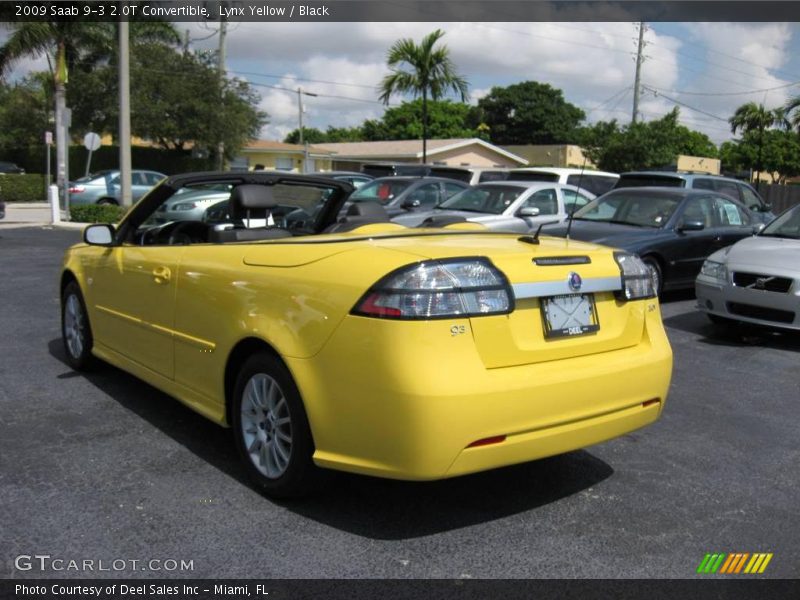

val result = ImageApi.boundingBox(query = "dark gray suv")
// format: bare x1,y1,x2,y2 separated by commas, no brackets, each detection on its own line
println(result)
615,172,774,223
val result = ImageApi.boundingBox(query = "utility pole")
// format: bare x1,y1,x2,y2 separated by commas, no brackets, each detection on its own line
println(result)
119,21,132,207
632,21,646,124
216,14,227,171
297,86,317,173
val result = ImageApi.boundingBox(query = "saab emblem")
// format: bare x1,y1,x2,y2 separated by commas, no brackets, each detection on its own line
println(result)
568,272,583,292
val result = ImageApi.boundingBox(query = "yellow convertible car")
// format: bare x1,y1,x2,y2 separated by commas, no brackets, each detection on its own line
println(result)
61,172,672,497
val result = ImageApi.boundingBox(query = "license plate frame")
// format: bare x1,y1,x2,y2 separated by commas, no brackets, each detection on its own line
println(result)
541,293,600,339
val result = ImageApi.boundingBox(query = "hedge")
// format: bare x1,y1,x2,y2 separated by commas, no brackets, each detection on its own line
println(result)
69,204,127,224
0,173,48,203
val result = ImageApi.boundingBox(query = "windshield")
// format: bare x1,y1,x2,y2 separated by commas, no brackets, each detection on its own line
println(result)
349,179,413,204
573,191,681,227
438,185,525,215
615,175,685,188
760,205,800,239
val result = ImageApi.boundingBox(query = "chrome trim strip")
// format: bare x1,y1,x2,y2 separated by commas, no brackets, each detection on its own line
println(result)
512,276,622,299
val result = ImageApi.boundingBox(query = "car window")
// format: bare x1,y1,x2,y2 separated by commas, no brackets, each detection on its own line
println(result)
562,189,593,212
693,178,716,190
407,183,441,207
131,172,146,186
145,172,163,186
444,182,466,198
679,196,716,228
350,179,412,204
521,189,558,215
575,191,681,227
478,171,509,183
740,185,764,211
439,185,525,215
108,175,120,186
761,205,800,239
566,174,617,196
615,175,685,188
712,196,750,226
713,180,741,201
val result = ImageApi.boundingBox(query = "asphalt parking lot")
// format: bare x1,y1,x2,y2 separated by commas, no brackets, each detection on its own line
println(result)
1,226,798,580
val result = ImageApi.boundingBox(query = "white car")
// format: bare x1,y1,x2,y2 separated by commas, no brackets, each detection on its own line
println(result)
507,167,619,196
391,181,595,233
696,204,800,331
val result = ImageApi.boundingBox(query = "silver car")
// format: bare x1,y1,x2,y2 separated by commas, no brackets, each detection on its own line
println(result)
153,184,232,223
392,181,595,233
696,204,800,331
69,169,165,206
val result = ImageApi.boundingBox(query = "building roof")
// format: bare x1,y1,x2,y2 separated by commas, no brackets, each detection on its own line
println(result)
314,138,528,165
243,140,333,155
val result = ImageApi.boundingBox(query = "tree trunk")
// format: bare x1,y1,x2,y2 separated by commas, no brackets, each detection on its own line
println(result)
422,88,428,164
55,81,67,211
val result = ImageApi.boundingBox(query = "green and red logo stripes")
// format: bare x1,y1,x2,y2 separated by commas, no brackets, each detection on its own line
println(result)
697,553,773,574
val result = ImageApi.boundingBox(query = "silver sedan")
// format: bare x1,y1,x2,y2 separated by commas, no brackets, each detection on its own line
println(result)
391,181,595,233
696,204,800,331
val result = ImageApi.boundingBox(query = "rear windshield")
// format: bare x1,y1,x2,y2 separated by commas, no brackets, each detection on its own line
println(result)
361,164,430,177
506,172,559,183
616,175,686,188
349,179,413,204
428,167,472,183
566,174,618,196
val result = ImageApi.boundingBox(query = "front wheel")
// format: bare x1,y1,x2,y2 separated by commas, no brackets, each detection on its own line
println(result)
61,281,96,370
231,353,320,498
97,198,118,206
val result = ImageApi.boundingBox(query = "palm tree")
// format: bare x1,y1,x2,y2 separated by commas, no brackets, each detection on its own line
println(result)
729,102,785,189
0,22,178,199
378,29,469,163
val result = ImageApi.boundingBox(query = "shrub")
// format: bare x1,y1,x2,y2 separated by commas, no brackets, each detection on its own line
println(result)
0,173,48,202
69,204,127,224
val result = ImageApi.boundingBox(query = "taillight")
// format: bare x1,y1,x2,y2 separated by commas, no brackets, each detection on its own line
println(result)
352,258,514,319
69,185,85,194
614,252,657,301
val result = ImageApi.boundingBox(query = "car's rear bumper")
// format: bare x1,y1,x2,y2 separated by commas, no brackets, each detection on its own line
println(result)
696,277,800,330
287,305,672,480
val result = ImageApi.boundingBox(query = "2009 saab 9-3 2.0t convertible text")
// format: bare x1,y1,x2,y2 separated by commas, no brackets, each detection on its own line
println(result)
60,171,673,497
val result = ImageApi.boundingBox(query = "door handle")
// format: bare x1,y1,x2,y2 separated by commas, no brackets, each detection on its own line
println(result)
152,266,171,284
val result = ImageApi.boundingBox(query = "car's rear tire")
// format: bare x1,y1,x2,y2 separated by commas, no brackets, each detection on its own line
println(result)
61,281,96,370
642,256,663,296
231,352,320,498
97,198,118,206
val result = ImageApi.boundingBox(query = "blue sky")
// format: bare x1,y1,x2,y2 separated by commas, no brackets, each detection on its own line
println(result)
2,21,798,145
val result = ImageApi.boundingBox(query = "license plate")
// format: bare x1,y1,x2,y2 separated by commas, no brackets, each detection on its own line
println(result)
541,294,600,339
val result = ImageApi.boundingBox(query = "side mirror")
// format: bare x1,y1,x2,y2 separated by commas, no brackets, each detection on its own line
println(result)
518,206,541,217
401,198,421,209
677,219,704,232
83,223,115,246
752,223,765,234
761,203,772,212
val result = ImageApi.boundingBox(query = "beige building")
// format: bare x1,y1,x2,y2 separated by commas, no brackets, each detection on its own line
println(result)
314,138,528,171
676,155,721,175
502,144,595,169
238,141,334,172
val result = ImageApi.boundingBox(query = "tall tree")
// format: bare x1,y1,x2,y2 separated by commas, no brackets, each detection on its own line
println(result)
476,81,585,145
729,102,785,189
0,22,178,194
378,29,469,163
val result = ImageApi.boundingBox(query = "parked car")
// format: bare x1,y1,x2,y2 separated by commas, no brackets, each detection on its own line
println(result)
311,171,373,188
346,176,468,217
696,203,800,331
392,181,595,233
508,167,620,196
154,184,232,224
614,171,774,223
361,163,511,185
0,160,25,175
542,187,760,295
69,169,165,206
60,171,672,497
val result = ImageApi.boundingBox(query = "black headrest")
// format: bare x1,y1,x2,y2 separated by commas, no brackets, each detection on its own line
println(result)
230,184,276,220
346,201,389,219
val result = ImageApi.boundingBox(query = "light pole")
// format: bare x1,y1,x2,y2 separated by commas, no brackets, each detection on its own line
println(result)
297,86,317,173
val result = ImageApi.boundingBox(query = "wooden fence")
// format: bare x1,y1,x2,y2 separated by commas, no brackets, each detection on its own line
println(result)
760,184,800,214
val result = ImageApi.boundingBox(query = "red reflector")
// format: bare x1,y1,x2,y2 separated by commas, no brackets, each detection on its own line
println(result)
357,293,402,317
69,186,84,193
466,435,506,448
642,398,660,408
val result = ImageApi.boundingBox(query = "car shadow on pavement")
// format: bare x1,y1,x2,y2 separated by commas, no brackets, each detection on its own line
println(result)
49,338,615,540
662,309,800,352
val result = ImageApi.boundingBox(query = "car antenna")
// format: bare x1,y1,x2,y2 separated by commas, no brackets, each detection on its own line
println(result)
519,219,561,245
565,156,589,240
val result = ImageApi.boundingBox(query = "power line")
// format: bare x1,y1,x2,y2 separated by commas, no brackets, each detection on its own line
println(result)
641,85,729,122
642,80,800,98
228,69,378,91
